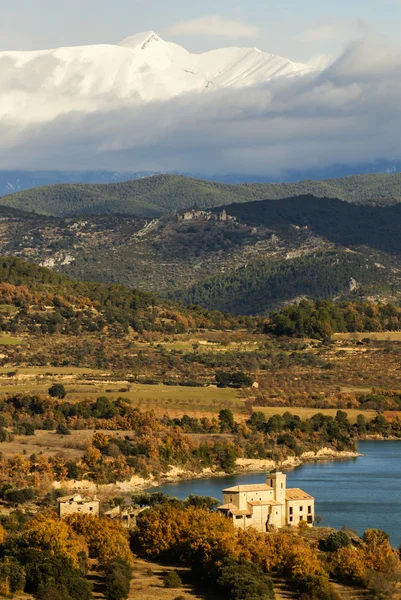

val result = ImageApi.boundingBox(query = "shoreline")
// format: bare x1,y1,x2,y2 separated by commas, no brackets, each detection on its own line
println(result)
55,446,362,496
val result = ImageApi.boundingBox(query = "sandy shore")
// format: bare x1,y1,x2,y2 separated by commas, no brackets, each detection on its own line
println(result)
54,446,361,496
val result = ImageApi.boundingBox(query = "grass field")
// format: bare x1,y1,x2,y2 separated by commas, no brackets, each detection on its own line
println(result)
0,335,23,345
0,429,136,459
333,332,401,341
256,407,377,423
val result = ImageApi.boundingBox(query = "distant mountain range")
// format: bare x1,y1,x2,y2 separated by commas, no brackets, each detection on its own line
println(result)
1,176,401,313
1,173,401,218
1,164,401,197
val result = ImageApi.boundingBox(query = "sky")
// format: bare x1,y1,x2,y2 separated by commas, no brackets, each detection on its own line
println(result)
1,0,401,177
1,0,401,62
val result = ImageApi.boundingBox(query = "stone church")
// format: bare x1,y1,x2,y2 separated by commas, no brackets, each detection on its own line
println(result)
217,471,314,531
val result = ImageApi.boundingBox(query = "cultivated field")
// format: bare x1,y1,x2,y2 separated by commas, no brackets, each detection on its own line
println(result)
333,332,401,341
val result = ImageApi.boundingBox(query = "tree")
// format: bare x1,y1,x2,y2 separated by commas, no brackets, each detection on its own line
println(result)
104,559,132,600
48,384,66,399
218,409,235,432
184,494,219,511
217,558,274,600
65,514,132,567
319,531,350,552
0,557,26,596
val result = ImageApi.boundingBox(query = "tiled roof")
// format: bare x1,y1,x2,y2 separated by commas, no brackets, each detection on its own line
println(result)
230,509,252,516
223,484,273,493
286,488,314,501
248,500,281,507
217,503,238,511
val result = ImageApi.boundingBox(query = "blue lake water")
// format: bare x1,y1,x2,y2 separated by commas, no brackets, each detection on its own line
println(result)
149,441,401,545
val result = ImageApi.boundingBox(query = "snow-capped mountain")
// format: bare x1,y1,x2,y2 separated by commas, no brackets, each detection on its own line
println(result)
0,31,313,124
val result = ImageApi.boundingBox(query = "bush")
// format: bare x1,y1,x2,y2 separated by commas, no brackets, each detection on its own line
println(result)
48,384,66,399
15,421,35,436
217,558,274,600
163,571,182,589
56,423,71,435
103,559,132,600
43,418,56,430
4,487,36,505
319,530,351,552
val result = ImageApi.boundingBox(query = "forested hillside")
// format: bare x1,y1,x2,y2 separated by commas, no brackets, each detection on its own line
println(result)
222,195,401,255
0,257,256,334
174,251,396,315
2,172,401,217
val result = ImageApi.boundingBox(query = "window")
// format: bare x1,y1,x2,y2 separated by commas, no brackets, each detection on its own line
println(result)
289,516,293,522
299,516,303,521
236,516,242,520
299,506,303,512
308,506,312,514
289,507,293,515
89,507,93,511
281,483,283,488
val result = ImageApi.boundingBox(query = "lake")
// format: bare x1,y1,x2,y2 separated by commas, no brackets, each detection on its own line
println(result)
149,440,401,545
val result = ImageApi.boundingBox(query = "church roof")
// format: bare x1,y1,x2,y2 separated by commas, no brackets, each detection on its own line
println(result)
217,503,238,511
248,500,281,507
223,484,273,493
286,488,314,501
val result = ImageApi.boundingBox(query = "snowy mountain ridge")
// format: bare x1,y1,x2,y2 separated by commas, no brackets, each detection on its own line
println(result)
0,31,314,124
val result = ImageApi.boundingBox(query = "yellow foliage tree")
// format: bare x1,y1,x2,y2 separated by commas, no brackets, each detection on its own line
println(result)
23,513,87,566
135,504,237,564
65,514,133,567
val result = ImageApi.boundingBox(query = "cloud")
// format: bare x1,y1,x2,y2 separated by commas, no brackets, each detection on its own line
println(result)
297,19,367,43
167,15,261,39
1,37,401,178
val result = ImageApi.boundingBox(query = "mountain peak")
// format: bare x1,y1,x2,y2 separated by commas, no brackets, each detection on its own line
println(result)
118,30,163,51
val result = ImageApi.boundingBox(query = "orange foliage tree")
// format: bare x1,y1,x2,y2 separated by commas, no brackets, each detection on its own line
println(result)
65,514,133,567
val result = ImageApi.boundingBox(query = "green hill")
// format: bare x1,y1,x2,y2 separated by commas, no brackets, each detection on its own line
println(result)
2,172,401,217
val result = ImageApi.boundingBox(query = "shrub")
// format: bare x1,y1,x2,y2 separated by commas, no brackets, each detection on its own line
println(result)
104,559,132,600
43,418,56,430
217,558,274,600
319,531,351,552
15,422,35,435
163,571,182,589
48,384,67,399
56,423,71,435
4,487,36,505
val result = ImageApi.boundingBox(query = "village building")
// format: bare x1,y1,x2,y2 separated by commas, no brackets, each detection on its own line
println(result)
104,505,148,529
57,494,100,518
217,471,314,531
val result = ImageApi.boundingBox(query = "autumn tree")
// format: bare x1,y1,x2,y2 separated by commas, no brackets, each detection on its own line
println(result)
65,514,132,567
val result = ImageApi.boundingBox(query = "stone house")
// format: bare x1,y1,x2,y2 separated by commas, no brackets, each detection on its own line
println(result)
104,505,148,529
57,494,100,518
217,471,314,531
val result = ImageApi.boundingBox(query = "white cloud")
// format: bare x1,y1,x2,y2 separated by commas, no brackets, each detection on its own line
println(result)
167,15,261,39
1,37,401,178
297,19,367,44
